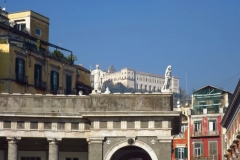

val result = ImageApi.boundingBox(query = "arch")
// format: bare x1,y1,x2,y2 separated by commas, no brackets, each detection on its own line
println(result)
104,140,158,160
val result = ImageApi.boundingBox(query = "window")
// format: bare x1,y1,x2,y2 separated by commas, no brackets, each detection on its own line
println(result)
65,75,72,94
194,143,203,157
14,23,26,32
71,123,79,130
21,157,40,160
181,124,188,132
209,141,217,157
30,122,38,129
44,122,52,130
209,120,216,131
15,58,25,82
3,121,11,129
36,28,42,36
194,121,201,131
175,148,187,160
17,121,24,129
57,122,65,130
34,64,42,87
50,71,59,93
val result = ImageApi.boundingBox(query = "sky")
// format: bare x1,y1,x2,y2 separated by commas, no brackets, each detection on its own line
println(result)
5,1,240,93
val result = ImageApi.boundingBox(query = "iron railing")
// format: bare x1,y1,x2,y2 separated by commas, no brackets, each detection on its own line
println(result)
15,73,28,84
34,79,46,90
191,155,219,160
191,130,219,137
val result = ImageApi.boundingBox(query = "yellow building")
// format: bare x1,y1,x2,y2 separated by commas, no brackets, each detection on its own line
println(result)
0,9,91,95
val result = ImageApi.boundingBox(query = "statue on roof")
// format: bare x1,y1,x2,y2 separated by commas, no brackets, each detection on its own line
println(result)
161,65,172,93
91,64,104,93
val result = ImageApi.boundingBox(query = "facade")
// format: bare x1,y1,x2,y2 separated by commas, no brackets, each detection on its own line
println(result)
221,80,240,160
0,92,181,160
172,103,190,160
189,86,231,160
0,9,91,95
93,66,180,93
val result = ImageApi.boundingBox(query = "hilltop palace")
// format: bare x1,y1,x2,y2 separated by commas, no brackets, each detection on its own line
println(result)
90,65,179,93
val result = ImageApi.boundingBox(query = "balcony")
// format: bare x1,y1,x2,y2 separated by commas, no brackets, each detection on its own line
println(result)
15,73,28,84
191,130,219,137
191,155,219,160
50,85,58,94
34,79,46,90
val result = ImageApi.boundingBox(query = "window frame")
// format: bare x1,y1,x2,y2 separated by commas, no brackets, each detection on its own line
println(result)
35,28,42,36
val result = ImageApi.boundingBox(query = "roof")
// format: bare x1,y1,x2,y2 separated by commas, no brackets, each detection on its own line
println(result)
193,85,231,94
8,10,49,20
221,80,240,129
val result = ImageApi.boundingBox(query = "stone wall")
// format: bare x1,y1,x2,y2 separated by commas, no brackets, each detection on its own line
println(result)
0,93,173,114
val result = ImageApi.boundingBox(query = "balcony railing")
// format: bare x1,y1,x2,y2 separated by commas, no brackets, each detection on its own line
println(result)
34,79,46,90
191,155,219,160
15,73,28,84
191,130,219,137
51,85,58,94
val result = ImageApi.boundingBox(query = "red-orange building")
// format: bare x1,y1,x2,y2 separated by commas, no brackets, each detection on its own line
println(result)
172,128,188,160
189,86,231,160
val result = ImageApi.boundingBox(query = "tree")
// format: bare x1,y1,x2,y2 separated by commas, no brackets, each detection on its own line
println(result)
51,50,77,64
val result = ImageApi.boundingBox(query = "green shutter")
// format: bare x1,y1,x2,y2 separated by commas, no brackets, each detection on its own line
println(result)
200,143,204,155
15,58,19,73
34,64,37,79
56,72,59,89
39,65,42,81
50,71,54,91
175,148,178,158
22,59,25,76
184,148,187,158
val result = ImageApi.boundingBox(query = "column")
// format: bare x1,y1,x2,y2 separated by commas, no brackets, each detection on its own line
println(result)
7,137,21,160
48,138,61,160
157,136,173,160
87,137,104,160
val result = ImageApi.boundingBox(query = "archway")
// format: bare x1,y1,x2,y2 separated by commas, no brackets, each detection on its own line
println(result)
104,140,158,160
111,146,151,160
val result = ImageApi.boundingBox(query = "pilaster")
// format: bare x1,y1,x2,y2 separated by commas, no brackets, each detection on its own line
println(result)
6,137,21,160
87,137,104,160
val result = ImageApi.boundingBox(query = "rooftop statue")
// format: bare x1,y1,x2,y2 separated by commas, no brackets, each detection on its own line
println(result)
161,65,172,93
91,64,104,93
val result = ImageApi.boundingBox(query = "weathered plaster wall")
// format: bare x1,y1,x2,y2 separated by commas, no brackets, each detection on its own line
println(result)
0,94,173,113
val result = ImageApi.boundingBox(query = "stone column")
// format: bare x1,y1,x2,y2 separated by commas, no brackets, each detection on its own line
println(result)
157,136,173,160
7,137,21,160
48,138,61,160
87,137,104,160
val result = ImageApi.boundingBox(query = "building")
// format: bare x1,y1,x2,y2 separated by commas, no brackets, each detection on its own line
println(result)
0,92,181,160
92,65,180,93
172,101,190,160
0,9,91,95
221,80,240,160
189,85,231,160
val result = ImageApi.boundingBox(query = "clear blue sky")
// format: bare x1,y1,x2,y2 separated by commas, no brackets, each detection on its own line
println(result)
5,1,240,93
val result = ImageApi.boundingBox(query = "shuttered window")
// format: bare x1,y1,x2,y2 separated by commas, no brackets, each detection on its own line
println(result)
65,75,72,94
194,121,202,131
194,143,203,156
15,58,25,82
175,147,187,159
209,141,217,156
34,64,42,86
50,71,59,92
209,120,216,131
15,58,24,74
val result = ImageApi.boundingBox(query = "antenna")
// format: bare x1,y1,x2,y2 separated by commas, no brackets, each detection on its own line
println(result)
185,73,188,94
3,0,6,11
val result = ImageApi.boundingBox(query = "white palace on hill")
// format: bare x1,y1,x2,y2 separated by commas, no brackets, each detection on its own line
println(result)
91,65,180,93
